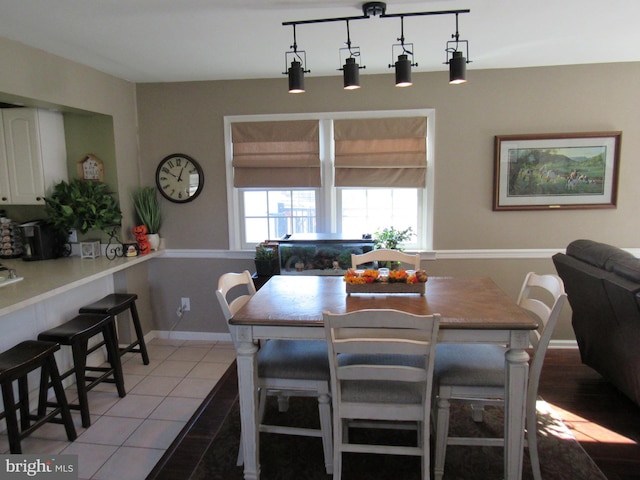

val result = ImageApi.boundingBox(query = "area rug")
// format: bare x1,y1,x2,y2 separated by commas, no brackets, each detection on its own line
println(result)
191,392,606,480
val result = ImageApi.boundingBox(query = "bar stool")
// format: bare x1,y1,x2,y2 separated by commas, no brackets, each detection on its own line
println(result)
37,313,126,428
0,340,77,453
79,293,150,365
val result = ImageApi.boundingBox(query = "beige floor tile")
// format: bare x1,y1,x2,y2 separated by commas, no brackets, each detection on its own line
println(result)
145,344,178,360
92,446,164,480
76,416,143,446
104,394,165,419
166,346,210,362
149,359,197,377
169,377,218,399
149,396,202,422
61,442,118,479
123,418,186,449
15,435,71,455
187,361,231,380
130,375,182,396
121,357,161,375
1,340,228,475
201,347,236,363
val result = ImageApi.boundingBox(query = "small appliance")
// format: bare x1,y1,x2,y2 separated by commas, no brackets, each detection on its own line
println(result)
19,220,62,261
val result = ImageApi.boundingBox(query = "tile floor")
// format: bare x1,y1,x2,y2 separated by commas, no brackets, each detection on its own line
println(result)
0,337,236,480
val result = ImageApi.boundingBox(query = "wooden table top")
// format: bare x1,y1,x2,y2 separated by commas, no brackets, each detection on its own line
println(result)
231,275,537,331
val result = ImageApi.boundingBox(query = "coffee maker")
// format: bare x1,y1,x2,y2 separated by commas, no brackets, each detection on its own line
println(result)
19,220,62,261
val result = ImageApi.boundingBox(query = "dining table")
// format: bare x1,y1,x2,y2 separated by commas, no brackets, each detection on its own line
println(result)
229,275,538,480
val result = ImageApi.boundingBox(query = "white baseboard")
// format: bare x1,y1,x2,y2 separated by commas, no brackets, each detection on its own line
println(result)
148,330,232,343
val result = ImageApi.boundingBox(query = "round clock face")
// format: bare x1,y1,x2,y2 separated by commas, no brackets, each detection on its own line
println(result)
155,154,204,203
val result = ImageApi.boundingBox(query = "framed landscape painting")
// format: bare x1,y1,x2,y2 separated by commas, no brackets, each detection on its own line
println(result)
493,131,621,211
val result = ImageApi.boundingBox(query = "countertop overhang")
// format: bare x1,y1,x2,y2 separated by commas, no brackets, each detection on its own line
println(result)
0,250,163,317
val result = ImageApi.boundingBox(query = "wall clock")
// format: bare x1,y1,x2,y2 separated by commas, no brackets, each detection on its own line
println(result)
155,153,204,203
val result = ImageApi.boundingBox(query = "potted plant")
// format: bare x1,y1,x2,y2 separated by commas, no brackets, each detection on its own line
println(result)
132,186,162,250
255,245,277,277
373,226,414,269
44,179,122,236
373,226,414,251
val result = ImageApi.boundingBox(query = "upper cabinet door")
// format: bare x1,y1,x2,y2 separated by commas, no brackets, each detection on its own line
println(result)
0,115,11,204
1,108,67,205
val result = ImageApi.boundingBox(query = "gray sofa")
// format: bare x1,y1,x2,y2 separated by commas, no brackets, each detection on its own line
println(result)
552,239,640,407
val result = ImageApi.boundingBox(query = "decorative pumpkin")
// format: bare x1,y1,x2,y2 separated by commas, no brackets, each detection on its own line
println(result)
137,240,151,255
133,225,147,236
135,233,148,243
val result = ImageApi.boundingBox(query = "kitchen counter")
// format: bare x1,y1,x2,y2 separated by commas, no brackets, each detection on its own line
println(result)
0,250,163,317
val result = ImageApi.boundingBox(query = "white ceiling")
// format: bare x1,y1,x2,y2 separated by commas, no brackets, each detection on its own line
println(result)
1,0,639,83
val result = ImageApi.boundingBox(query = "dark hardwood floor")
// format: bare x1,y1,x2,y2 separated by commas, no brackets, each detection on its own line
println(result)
148,348,640,480
537,349,640,480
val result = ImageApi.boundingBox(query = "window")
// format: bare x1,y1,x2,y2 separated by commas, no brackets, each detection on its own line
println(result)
225,110,434,251
242,190,316,243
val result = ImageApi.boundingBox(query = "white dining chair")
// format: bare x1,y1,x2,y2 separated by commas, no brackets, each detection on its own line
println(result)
323,308,440,480
351,248,421,270
433,272,567,480
216,270,333,474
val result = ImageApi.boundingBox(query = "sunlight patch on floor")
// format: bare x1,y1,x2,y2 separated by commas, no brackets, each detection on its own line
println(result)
546,401,637,445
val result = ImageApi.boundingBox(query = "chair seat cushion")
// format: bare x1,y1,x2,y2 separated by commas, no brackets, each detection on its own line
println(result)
339,353,425,404
435,344,507,387
257,340,329,381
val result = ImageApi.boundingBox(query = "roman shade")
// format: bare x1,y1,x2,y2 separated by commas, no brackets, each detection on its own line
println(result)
231,120,321,188
334,117,427,188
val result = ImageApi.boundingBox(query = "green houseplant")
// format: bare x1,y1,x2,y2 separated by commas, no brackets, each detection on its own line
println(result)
44,179,122,235
255,245,277,277
132,186,162,234
373,226,414,251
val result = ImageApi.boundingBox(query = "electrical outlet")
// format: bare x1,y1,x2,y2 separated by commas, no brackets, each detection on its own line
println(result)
181,297,190,312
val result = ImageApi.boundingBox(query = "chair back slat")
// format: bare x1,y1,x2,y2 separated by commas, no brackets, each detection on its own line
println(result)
351,249,421,270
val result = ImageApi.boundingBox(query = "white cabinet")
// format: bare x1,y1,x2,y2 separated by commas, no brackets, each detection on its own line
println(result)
0,108,68,205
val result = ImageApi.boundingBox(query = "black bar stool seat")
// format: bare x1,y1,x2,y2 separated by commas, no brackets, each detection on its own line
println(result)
80,293,150,365
37,313,126,428
0,340,77,453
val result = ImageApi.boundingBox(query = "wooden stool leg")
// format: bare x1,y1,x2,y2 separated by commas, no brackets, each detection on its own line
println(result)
71,340,91,428
37,364,49,418
45,355,77,441
2,381,22,454
103,323,126,398
129,303,150,365
17,375,31,431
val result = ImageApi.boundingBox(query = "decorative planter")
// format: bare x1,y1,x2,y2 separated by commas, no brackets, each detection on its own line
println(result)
255,260,276,277
147,233,160,251
346,281,426,296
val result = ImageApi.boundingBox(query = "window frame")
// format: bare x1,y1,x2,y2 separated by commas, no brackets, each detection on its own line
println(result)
224,109,435,251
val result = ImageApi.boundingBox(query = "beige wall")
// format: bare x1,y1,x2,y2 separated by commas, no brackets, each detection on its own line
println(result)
137,62,640,251
137,62,640,338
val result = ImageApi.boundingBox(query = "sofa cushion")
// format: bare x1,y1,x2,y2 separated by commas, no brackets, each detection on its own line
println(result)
610,256,640,283
567,239,635,271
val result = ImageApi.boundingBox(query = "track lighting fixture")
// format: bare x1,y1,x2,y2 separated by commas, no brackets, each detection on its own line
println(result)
389,16,417,87
283,24,310,93
339,20,365,90
282,2,471,93
444,13,472,84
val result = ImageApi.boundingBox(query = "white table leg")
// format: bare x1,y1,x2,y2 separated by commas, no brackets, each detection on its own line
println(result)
235,327,260,480
504,345,530,480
